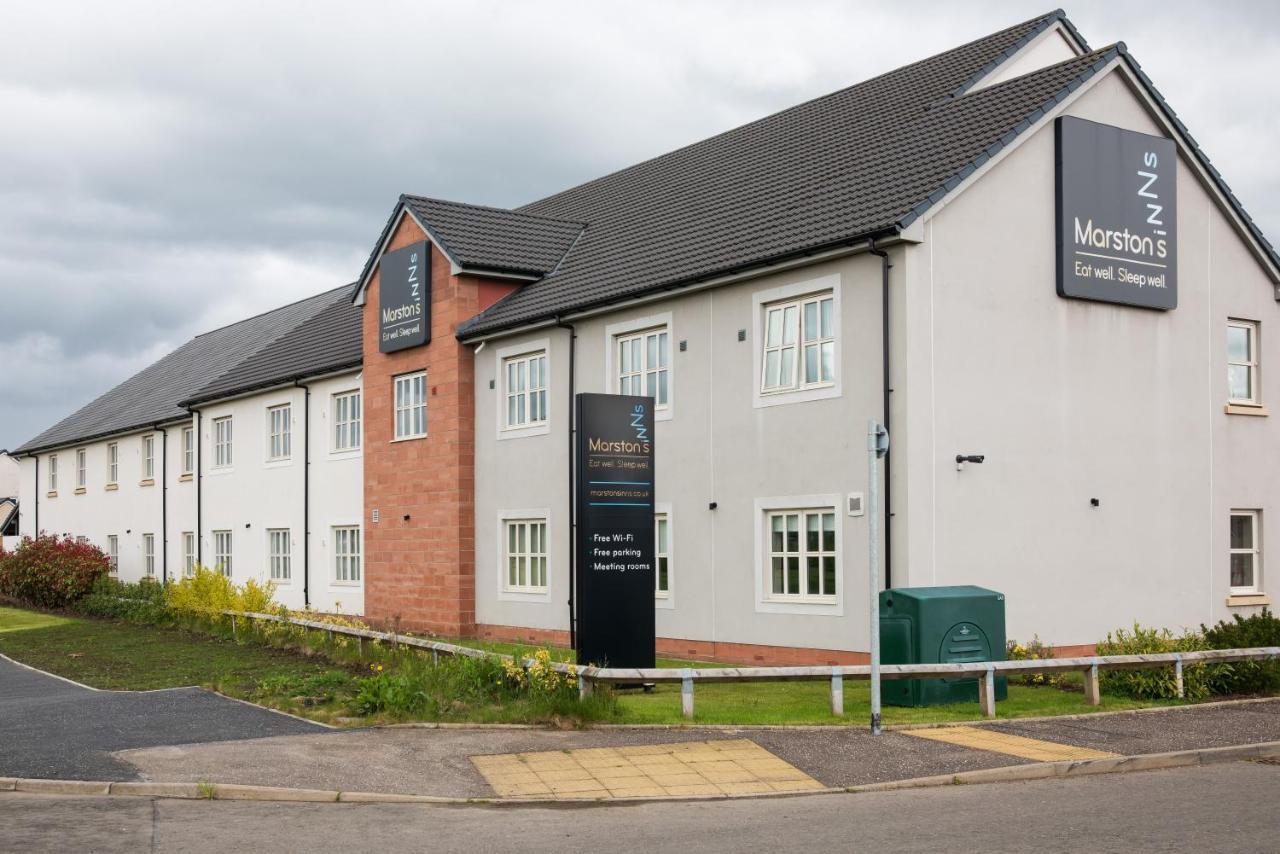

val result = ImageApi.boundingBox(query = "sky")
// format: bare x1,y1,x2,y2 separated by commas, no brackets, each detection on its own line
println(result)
1,1,1278,450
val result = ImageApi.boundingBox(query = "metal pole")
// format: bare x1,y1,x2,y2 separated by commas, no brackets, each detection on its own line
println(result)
867,420,886,735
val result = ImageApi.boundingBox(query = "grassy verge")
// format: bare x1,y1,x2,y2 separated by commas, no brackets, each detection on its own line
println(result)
0,605,1185,726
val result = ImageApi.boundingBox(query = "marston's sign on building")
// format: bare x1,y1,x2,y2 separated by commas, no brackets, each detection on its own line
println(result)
378,240,430,352
1056,116,1178,310
574,393,656,669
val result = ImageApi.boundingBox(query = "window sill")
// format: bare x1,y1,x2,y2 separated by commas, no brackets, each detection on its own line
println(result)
1225,403,1268,417
332,579,362,587
753,383,841,410
498,423,551,441
74,487,86,495
105,484,119,492
139,479,155,488
46,491,57,499
1227,593,1270,607
178,473,193,482
390,434,427,443
329,447,362,458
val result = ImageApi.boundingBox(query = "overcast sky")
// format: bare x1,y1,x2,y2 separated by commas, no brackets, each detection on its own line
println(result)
2,1,1277,449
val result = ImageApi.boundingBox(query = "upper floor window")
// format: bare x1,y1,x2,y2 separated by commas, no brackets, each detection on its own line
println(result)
1228,320,1260,405
268,404,291,461
142,434,155,480
48,455,57,492
1230,510,1262,594
394,371,427,439
213,417,233,468
767,508,837,602
76,449,87,489
761,291,834,394
333,391,362,451
617,328,669,407
182,427,194,474
504,351,548,429
106,442,119,485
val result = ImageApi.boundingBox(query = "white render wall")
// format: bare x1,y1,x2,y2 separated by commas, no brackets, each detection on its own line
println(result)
15,372,363,615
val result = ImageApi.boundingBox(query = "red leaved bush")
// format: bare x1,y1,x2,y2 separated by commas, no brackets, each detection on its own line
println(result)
0,535,110,608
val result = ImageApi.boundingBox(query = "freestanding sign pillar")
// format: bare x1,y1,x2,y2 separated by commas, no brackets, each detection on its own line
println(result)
574,393,657,668
867,420,889,735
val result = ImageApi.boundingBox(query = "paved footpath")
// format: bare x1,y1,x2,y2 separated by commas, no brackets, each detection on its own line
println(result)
0,655,328,781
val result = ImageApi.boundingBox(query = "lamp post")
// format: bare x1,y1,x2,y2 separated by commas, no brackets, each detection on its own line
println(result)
867,420,889,735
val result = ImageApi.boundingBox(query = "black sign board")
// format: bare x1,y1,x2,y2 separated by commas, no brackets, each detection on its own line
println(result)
1056,116,1177,310
378,240,430,352
574,393,656,669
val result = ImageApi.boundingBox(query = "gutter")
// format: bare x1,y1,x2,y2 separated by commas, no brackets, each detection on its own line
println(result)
294,380,311,608
554,317,578,651
868,240,893,590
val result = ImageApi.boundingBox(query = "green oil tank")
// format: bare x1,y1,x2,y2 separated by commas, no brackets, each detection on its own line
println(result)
879,585,1008,707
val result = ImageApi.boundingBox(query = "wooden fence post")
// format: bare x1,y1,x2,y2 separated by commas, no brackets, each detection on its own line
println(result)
1084,661,1101,706
1174,654,1184,699
830,667,844,717
357,636,366,661
681,669,695,719
979,665,997,717
230,614,238,641
579,675,593,701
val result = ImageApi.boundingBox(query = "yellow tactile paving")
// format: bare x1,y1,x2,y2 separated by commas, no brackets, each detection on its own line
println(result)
471,739,825,800
904,725,1120,762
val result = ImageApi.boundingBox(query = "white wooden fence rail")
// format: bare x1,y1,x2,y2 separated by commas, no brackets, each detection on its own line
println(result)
228,611,1279,720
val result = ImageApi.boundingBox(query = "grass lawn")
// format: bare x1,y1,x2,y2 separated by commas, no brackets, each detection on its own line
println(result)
0,605,1182,726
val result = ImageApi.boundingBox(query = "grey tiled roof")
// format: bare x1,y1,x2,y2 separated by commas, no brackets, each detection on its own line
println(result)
182,287,363,406
15,284,357,454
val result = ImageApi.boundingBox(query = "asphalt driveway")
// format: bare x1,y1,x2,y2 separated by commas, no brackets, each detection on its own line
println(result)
0,655,329,781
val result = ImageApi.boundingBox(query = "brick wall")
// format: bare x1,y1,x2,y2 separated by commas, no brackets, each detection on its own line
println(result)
361,213,516,634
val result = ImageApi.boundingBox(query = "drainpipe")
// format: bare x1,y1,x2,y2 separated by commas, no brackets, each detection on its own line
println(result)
33,454,39,537
554,317,578,652
156,424,168,584
193,409,202,566
868,239,893,589
295,380,311,608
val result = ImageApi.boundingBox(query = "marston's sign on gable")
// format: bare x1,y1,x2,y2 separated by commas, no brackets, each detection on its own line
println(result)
379,240,430,352
1056,116,1178,310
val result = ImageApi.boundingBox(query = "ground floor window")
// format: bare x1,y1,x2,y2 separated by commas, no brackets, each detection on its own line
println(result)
767,508,837,601
213,530,233,577
142,533,155,577
504,518,547,593
1230,510,1261,593
334,526,361,583
107,535,119,574
183,532,195,577
268,529,291,581
655,513,670,597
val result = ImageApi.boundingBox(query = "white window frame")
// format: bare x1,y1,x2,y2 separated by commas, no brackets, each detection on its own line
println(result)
497,509,552,601
604,313,674,421
1230,509,1262,594
213,417,233,469
752,274,841,409
393,371,427,440
502,516,549,595
213,530,233,577
48,455,57,492
76,449,86,489
142,434,155,480
333,526,362,584
494,338,552,440
753,494,844,615
182,427,194,475
106,442,119,486
503,351,549,430
107,535,119,575
332,390,362,452
183,532,196,577
268,528,291,582
267,404,292,462
142,533,155,577
655,504,674,607
1228,319,1261,405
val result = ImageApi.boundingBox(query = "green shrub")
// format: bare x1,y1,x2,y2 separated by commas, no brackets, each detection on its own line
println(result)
1005,635,1066,688
1201,609,1280,695
76,576,170,624
0,535,110,608
165,566,283,622
1095,623,1218,700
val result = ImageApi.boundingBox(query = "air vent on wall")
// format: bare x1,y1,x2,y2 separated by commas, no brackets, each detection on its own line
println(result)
847,493,865,517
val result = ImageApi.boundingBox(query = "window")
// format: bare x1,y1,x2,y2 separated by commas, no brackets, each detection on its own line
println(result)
142,533,155,577
106,442,118,485
655,514,670,597
767,509,837,601
107,535,119,575
394,371,427,439
213,530,233,577
76,449,86,489
504,351,548,429
183,532,195,577
1228,320,1260,404
142,435,155,480
762,292,834,393
1230,510,1261,593
504,519,547,592
334,526,361,583
213,417,233,468
48,455,57,492
268,529,291,581
268,404,291,460
617,329,669,406
182,427,194,474
333,391,362,450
